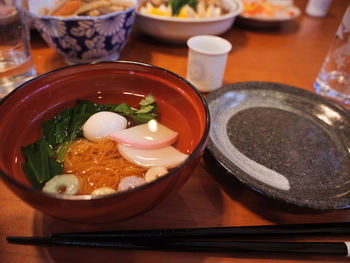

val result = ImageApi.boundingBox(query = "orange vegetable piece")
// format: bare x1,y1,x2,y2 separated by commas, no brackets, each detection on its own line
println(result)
52,1,84,16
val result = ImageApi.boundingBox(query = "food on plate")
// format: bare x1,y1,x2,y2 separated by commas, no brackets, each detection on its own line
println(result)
39,0,135,17
241,0,297,19
21,94,189,196
138,0,230,18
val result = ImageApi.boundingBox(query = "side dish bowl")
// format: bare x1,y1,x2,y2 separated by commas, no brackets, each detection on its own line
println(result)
135,0,243,43
236,0,300,28
16,0,138,64
0,61,210,223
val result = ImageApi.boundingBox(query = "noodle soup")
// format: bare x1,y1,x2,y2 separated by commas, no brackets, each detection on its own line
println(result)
21,95,189,197
0,61,209,222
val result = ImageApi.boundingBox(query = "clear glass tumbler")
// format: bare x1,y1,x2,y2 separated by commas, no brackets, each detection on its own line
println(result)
314,4,350,105
0,0,36,98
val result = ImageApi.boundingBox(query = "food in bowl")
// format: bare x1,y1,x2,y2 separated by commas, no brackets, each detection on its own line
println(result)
138,0,230,18
135,0,243,43
39,0,135,17
241,0,298,20
16,0,137,64
22,94,188,196
0,61,209,223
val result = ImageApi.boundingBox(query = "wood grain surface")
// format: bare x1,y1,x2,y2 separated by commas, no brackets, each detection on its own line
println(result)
1,1,350,262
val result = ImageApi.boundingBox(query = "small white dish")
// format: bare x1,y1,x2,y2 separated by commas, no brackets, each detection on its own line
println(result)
135,0,243,44
237,0,300,28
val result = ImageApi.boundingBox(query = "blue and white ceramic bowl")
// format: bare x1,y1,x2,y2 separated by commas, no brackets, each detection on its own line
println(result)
17,0,137,64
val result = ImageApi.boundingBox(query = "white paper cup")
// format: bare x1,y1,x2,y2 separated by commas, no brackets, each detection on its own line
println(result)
186,35,232,93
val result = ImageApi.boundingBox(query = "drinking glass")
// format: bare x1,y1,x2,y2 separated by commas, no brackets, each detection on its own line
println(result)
0,0,36,98
314,5,350,106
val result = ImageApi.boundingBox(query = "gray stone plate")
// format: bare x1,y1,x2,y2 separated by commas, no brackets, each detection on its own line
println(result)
205,81,350,210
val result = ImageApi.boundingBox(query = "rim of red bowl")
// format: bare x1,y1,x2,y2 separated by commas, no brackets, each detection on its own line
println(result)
0,61,210,201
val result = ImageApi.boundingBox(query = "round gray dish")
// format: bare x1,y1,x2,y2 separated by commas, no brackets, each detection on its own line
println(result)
205,81,350,210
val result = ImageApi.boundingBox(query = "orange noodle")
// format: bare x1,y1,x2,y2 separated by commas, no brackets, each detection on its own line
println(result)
64,138,147,195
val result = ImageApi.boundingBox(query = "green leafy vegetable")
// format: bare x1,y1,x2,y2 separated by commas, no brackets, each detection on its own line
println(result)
113,103,135,115
139,94,155,106
21,139,64,189
21,94,158,189
111,94,158,124
168,0,199,15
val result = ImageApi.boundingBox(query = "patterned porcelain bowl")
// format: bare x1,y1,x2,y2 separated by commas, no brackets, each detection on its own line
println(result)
17,0,137,64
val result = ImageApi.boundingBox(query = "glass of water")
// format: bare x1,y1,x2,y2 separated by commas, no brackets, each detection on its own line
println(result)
314,4,350,106
0,0,36,99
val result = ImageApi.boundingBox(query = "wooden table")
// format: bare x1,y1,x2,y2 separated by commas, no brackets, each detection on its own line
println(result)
1,0,350,262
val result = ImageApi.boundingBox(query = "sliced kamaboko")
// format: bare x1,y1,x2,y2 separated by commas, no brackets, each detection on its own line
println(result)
118,144,188,168
118,176,146,192
83,111,127,142
110,120,178,149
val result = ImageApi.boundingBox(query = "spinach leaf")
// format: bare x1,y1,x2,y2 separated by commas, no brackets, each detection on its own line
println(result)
139,94,155,106
68,100,100,139
132,112,158,124
169,0,198,15
21,138,64,189
54,108,72,145
113,103,136,115
111,94,158,124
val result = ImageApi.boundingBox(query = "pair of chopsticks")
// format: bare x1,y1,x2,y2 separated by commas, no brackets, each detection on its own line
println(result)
6,222,350,256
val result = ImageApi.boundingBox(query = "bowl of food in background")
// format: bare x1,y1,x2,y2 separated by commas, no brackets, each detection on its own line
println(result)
16,0,138,64
135,0,243,43
236,0,301,28
0,61,210,223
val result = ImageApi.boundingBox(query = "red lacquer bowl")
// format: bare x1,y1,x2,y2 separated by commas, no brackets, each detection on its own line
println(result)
0,61,210,223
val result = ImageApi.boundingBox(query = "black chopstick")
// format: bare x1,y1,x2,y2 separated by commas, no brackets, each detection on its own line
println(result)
6,236,350,256
49,222,350,240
